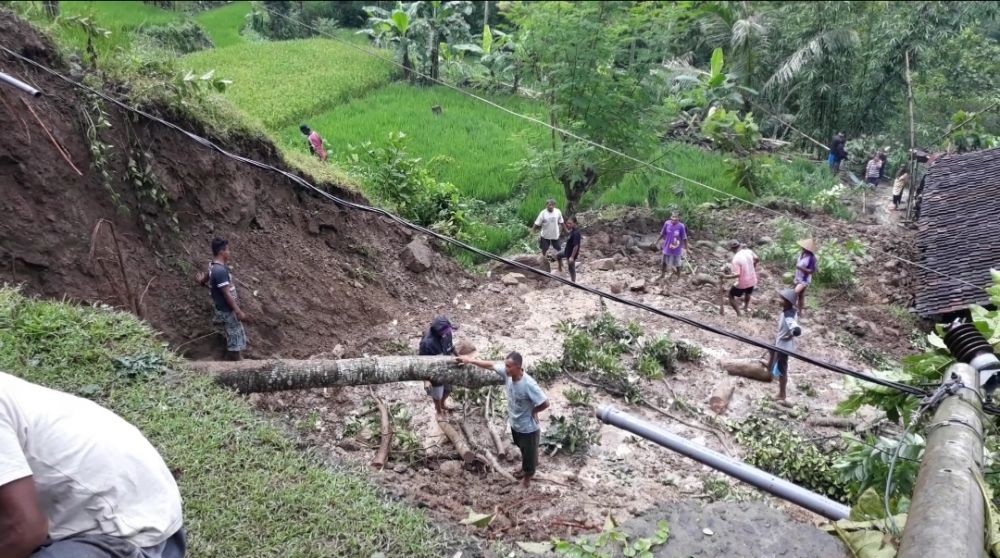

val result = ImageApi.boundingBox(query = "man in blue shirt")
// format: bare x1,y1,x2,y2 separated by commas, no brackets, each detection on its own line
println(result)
458,352,550,488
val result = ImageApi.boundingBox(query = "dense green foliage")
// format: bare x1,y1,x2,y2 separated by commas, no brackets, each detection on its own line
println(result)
0,288,448,557
193,0,251,47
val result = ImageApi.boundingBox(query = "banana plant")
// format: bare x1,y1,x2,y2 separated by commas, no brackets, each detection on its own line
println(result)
358,3,421,82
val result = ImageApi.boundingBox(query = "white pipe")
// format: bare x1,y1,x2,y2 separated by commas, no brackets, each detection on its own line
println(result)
596,405,851,520
0,71,42,97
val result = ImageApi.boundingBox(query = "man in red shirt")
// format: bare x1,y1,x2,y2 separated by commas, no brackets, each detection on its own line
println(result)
299,124,328,162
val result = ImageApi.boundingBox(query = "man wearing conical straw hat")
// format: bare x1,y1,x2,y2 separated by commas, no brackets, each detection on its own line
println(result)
793,238,818,317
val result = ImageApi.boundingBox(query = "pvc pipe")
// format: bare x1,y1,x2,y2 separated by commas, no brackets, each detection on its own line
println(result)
0,71,42,97
596,405,851,520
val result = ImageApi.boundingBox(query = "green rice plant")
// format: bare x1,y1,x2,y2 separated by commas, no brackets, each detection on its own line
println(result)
182,35,395,128
194,0,251,48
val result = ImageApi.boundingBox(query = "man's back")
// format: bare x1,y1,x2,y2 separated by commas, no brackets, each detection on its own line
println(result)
0,372,183,547
731,248,758,288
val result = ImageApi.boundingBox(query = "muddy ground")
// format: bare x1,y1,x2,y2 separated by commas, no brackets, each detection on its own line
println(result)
256,191,920,555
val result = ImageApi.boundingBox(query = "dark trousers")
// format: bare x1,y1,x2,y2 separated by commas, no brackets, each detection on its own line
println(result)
511,428,540,476
557,251,577,282
32,530,186,558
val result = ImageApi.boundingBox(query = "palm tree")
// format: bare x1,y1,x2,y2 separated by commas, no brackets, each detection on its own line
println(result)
360,4,421,82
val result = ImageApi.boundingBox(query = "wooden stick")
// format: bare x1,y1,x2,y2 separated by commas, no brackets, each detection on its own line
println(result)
437,418,474,463
477,451,516,483
485,389,509,458
21,98,83,176
370,388,392,469
708,378,736,415
805,416,857,429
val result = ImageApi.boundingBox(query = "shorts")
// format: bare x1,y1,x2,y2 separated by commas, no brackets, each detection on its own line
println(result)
214,309,247,352
32,529,187,558
729,285,755,298
773,353,789,378
511,428,540,476
662,253,682,267
866,177,879,187
828,154,841,172
539,237,561,254
428,384,452,401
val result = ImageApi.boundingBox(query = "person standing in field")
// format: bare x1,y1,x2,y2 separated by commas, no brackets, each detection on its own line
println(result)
766,289,803,401
658,211,689,279
419,316,458,417
299,124,328,162
725,240,759,317
458,352,549,488
197,238,250,361
793,239,818,317
864,152,883,189
828,131,847,174
0,371,186,558
533,199,564,258
556,216,582,282
891,170,909,210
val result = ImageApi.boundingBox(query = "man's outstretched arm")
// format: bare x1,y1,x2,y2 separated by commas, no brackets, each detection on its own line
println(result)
0,475,48,558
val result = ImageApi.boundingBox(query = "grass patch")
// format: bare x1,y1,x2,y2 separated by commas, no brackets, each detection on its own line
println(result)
194,0,251,48
182,36,395,129
289,83,554,204
0,287,449,557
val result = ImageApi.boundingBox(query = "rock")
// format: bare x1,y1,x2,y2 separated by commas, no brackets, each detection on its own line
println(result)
593,258,616,271
695,240,716,250
501,272,525,286
884,260,902,270
629,279,646,292
610,283,624,294
756,236,773,246
629,246,642,255
691,273,718,287
307,218,320,235
455,340,477,356
637,234,660,252
401,237,434,273
496,254,550,274
393,463,408,474
440,460,464,477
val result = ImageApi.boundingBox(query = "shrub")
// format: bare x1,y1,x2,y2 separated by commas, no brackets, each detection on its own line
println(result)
675,341,703,362
541,412,601,455
137,20,214,53
349,131,474,241
564,387,594,407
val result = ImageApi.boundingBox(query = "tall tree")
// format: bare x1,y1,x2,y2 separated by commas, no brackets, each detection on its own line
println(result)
509,2,664,214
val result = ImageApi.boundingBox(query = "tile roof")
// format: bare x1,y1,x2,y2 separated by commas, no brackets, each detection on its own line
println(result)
914,148,1000,317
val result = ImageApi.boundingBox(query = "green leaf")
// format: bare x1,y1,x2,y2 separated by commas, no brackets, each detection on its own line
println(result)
710,47,724,79
460,509,495,528
482,24,493,54
926,332,947,350
851,487,887,520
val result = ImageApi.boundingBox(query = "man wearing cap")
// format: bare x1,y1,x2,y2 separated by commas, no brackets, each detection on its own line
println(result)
419,316,459,416
767,289,803,401
197,238,251,361
658,211,689,279
793,239,818,317
725,240,759,316
533,199,564,257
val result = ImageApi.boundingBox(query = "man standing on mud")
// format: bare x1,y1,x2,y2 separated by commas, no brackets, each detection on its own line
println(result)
725,240,759,317
555,216,581,283
658,211,688,279
198,238,250,361
533,199,564,257
766,289,803,401
458,352,549,488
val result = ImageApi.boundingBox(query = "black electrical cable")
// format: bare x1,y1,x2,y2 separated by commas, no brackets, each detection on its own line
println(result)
0,44,938,403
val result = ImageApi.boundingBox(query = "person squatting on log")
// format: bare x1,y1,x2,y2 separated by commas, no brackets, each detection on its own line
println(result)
419,316,459,417
197,238,251,361
766,289,803,401
458,352,549,488
723,240,759,317
793,239,818,317
0,372,186,558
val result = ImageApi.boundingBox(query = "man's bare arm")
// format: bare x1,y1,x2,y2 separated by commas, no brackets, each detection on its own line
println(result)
456,356,496,370
223,289,247,321
0,476,48,558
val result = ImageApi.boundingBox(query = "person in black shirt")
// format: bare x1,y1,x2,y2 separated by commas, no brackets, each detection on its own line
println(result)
197,238,251,361
828,131,847,174
556,216,582,282
419,316,458,416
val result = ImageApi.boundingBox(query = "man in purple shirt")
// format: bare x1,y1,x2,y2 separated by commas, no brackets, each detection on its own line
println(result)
658,211,689,278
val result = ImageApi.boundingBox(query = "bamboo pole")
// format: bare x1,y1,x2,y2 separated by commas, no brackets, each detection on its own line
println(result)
898,363,985,558
903,50,918,220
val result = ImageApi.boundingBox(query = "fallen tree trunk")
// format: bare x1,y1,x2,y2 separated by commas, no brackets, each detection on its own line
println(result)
191,356,503,394
708,379,735,414
371,390,392,469
723,358,772,383
437,419,475,463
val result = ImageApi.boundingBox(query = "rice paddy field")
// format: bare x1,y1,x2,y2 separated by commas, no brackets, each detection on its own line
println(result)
194,0,251,48
182,36,395,129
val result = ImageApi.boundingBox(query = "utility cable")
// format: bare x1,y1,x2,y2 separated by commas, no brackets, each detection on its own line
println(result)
259,6,986,293
0,43,941,404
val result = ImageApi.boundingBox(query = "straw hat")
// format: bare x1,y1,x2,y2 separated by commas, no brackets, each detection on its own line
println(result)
779,288,798,305
797,238,817,253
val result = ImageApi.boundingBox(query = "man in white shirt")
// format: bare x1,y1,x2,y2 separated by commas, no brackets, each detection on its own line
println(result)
0,372,185,558
532,199,564,257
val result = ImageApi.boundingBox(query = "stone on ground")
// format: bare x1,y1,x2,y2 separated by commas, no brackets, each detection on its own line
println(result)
401,237,434,273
